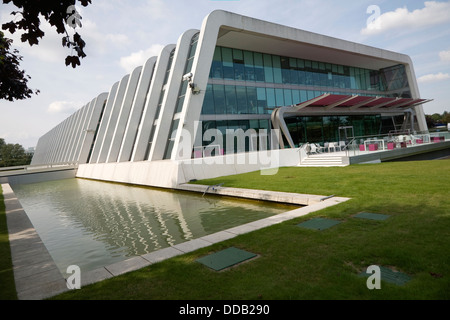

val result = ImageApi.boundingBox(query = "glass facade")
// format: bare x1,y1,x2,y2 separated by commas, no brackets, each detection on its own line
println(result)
208,46,390,92
284,115,381,146
198,46,411,151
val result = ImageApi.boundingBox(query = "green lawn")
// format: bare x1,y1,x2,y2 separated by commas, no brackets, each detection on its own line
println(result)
1,160,449,300
0,185,18,300
51,160,450,300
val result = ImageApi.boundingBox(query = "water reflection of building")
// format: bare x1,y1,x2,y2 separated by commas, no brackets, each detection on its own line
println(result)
32,179,286,258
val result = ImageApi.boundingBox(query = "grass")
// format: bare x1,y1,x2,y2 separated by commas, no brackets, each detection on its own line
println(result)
1,160,449,300
0,184,18,300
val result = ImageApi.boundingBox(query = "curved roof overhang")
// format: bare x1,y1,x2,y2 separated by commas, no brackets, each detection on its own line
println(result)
271,93,432,148
281,93,431,114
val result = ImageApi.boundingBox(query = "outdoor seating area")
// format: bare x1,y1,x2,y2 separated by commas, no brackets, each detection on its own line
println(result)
304,131,449,157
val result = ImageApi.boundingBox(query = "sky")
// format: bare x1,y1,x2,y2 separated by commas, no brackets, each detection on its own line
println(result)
1,0,450,149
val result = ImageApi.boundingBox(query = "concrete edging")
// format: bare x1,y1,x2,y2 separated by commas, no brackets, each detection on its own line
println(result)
2,183,67,300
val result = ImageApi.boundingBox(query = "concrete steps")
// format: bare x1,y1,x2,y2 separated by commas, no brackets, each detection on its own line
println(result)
298,155,348,167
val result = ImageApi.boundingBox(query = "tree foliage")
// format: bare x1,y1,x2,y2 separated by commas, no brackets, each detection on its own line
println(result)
0,138,32,167
0,31,39,101
426,111,450,128
2,0,91,68
1,0,92,101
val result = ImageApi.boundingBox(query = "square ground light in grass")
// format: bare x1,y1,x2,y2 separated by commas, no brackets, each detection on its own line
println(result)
196,247,257,271
297,217,341,231
354,212,390,221
359,265,411,286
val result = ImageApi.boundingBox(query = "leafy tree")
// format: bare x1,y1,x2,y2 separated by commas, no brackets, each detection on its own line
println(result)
442,111,450,124
1,0,92,101
0,31,39,101
0,138,32,167
2,0,91,67
426,111,450,128
425,115,435,128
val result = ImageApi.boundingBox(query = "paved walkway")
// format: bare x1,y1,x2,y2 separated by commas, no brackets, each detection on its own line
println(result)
2,183,67,300
2,182,349,299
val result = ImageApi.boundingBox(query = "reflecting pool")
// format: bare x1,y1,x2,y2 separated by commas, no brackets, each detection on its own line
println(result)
12,178,294,274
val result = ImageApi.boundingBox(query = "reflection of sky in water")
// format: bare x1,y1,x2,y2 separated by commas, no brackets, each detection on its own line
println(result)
12,178,294,274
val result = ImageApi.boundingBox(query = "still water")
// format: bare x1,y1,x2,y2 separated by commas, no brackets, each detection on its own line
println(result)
12,178,293,274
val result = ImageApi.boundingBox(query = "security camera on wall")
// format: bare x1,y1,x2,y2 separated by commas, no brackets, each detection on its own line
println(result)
182,72,193,82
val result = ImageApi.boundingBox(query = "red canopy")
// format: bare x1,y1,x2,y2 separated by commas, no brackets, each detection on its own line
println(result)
290,93,430,111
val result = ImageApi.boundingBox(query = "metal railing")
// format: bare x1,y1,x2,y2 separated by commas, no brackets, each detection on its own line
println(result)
296,130,449,159
0,162,79,176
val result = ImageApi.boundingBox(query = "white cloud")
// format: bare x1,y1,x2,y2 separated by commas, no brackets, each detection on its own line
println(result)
47,101,81,114
439,50,450,61
119,44,164,73
417,72,450,83
81,20,130,55
361,1,450,35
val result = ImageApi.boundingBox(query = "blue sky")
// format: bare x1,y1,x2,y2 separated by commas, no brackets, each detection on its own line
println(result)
1,0,449,149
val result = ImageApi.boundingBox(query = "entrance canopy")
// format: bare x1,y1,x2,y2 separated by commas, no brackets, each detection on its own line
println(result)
284,93,431,112
271,93,432,149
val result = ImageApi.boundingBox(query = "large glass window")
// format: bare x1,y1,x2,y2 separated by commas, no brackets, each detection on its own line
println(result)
263,54,274,83
233,49,245,81
222,47,234,80
272,55,283,84
254,52,265,82
256,87,267,114
244,50,255,82
203,84,214,114
275,88,284,107
247,87,257,114
210,47,223,79
323,116,340,142
213,84,226,114
266,88,276,110
305,116,324,144
236,86,248,114
225,85,237,114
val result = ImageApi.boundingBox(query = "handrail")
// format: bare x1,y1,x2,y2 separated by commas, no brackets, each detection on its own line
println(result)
0,162,79,174
298,144,308,164
202,183,224,196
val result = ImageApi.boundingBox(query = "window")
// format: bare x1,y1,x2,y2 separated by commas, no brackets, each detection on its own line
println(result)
291,90,300,105
233,49,245,80
244,51,255,81
275,88,284,106
266,88,276,110
263,54,274,83
202,84,214,114
289,58,298,84
272,55,282,84
236,86,248,114
225,85,237,114
247,86,257,114
284,89,293,106
254,52,265,82
213,84,226,114
211,47,223,79
256,87,267,114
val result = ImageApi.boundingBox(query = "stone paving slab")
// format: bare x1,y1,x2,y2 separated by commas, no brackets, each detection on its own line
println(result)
81,267,113,287
104,256,151,276
172,238,212,253
199,230,237,244
141,246,185,264
2,183,68,300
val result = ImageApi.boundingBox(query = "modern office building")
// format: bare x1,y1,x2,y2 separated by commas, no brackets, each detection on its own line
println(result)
31,10,431,187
